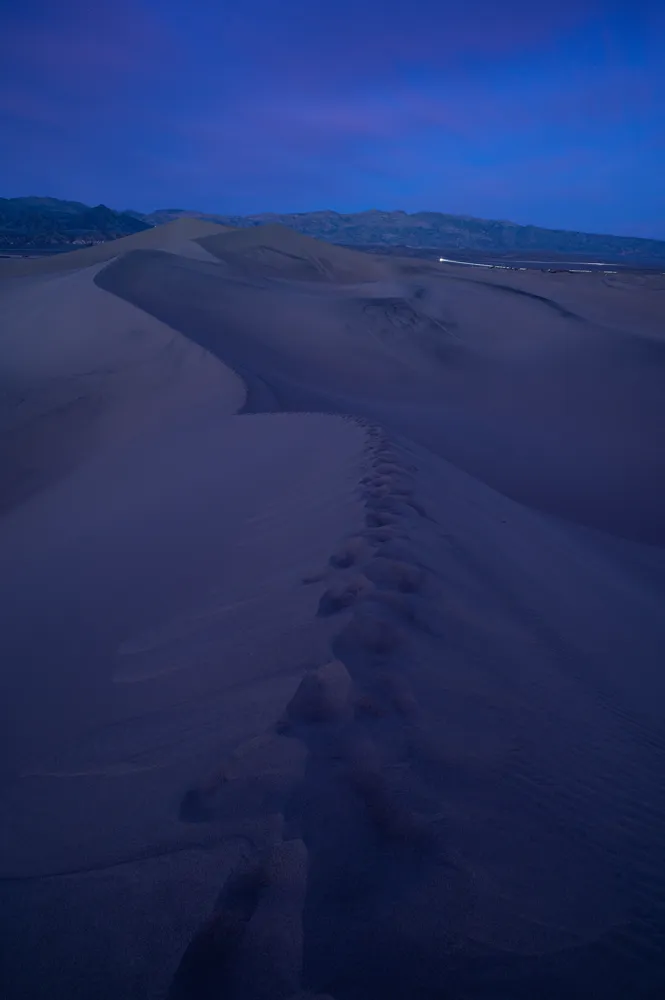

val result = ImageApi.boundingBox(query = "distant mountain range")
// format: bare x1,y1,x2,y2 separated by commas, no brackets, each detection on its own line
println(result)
146,208,665,261
0,197,150,248
3,197,665,261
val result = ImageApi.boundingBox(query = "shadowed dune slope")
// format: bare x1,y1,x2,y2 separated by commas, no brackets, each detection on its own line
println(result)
96,245,665,543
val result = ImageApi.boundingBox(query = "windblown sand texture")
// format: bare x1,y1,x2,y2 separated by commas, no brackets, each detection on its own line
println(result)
1,219,665,999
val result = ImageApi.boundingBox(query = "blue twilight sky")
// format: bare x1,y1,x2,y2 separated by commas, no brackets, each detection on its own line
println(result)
1,0,664,236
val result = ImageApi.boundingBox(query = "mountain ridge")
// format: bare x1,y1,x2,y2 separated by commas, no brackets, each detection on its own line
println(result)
2,197,665,260
146,208,665,259
0,197,150,249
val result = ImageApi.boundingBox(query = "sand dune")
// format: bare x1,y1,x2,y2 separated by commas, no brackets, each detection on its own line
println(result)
1,223,665,999
97,240,665,542
198,222,387,282
0,217,233,277
0,256,244,514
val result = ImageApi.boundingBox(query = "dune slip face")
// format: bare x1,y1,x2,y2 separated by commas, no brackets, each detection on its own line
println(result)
2,221,665,999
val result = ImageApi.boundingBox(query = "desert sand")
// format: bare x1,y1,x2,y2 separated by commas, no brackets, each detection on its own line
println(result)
1,219,665,999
